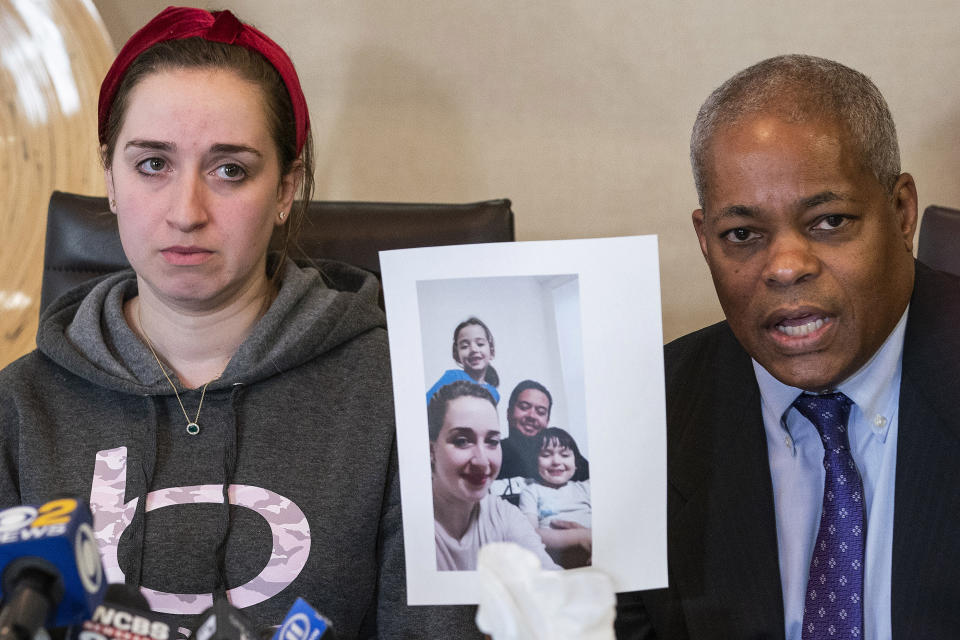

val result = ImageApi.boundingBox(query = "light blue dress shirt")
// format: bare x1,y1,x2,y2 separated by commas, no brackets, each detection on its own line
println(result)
753,308,908,640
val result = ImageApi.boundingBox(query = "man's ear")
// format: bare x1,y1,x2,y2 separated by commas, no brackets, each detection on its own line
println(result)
891,172,919,253
692,208,709,259
429,442,436,468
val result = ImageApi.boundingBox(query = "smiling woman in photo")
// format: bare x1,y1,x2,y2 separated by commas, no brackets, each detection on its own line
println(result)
428,380,557,571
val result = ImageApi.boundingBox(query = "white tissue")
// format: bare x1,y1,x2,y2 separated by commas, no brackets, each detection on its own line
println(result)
474,543,616,640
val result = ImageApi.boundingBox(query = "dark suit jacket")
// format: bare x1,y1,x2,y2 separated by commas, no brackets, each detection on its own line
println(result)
616,262,960,639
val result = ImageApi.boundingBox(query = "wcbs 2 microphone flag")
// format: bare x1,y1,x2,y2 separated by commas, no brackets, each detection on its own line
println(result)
0,498,106,629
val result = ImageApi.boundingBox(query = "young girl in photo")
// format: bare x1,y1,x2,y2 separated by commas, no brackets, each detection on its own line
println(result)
426,316,500,404
519,427,592,568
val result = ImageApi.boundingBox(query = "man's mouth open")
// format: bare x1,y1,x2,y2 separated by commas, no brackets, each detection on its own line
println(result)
770,311,834,345
776,317,827,337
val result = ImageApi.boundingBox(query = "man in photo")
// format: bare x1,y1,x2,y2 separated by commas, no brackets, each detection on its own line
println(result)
498,380,553,480
616,55,960,638
499,379,591,482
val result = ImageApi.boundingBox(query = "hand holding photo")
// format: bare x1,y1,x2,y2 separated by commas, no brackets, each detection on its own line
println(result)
381,236,667,605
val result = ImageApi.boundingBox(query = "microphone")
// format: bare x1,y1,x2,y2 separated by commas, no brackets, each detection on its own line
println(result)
100,583,150,611
0,498,106,639
270,598,334,640
70,584,171,640
191,597,259,640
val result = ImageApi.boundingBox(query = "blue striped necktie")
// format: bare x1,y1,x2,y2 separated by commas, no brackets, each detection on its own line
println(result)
793,392,864,640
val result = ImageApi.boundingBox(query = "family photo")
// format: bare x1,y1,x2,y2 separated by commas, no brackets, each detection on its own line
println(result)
420,276,593,572
381,237,667,605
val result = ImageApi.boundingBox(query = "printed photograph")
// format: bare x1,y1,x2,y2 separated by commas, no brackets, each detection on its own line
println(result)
420,275,592,571
381,236,667,605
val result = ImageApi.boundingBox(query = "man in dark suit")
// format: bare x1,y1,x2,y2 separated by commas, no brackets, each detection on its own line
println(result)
616,55,960,639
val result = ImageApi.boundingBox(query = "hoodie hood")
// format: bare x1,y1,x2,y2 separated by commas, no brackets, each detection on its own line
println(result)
36,258,384,394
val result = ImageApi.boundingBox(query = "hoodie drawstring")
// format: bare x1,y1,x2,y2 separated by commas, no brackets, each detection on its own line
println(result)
212,383,245,601
125,395,160,590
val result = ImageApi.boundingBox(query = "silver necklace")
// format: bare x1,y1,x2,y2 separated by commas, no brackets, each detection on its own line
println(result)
138,305,215,436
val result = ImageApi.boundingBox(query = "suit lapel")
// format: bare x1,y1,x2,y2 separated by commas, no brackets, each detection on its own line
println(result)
669,326,785,639
891,264,960,636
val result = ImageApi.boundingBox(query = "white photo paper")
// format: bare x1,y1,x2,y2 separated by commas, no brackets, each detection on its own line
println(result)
380,236,667,605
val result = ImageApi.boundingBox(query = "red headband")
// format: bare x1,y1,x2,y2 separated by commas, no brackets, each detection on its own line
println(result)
98,6,310,154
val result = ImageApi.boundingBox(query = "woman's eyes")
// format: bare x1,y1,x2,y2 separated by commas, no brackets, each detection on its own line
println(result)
136,157,166,175
214,163,246,181
134,158,246,181
451,435,499,448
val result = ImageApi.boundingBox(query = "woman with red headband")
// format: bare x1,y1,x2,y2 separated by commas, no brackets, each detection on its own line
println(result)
0,7,477,638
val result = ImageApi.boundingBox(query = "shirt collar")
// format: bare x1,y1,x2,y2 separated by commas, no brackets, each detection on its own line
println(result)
753,306,909,442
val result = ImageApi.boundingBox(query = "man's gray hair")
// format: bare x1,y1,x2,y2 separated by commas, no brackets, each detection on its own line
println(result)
690,54,900,207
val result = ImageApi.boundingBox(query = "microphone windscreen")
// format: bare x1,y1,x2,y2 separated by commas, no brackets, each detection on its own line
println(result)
271,598,334,640
192,597,258,640
69,583,173,640
0,498,106,629
102,583,150,611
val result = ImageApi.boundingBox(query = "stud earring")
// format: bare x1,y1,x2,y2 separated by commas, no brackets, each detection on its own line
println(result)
278,211,286,221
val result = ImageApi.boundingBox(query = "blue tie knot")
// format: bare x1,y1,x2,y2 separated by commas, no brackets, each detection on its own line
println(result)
792,392,853,450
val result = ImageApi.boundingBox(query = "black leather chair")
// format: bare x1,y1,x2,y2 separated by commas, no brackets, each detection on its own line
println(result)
917,204,960,277
41,191,515,313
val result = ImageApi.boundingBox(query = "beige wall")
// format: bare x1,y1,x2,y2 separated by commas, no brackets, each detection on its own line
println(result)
92,0,960,343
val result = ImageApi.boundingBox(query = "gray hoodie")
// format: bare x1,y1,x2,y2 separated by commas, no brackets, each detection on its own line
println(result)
0,259,479,639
